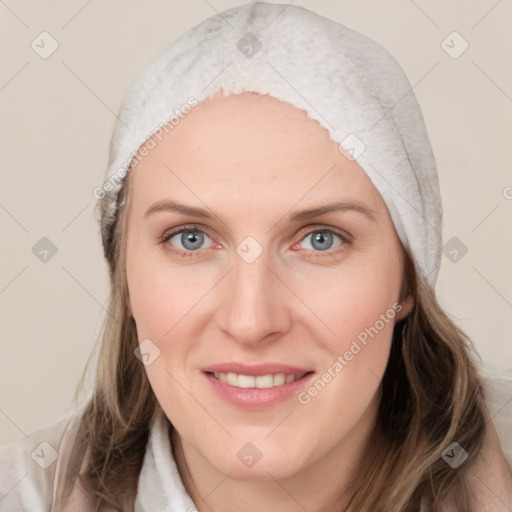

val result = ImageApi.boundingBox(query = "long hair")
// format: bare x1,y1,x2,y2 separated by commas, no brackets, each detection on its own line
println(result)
341,245,486,511
67,168,486,511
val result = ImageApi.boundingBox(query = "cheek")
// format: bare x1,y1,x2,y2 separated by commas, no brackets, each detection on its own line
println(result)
306,252,403,344
299,251,403,404
126,252,212,403
296,270,401,436
126,246,206,338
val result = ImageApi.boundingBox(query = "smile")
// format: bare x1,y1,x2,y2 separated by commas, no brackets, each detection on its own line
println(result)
203,367,315,409
210,372,307,388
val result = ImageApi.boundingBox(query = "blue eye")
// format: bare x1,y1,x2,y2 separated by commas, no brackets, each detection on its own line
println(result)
163,227,213,254
160,225,350,259
300,230,343,252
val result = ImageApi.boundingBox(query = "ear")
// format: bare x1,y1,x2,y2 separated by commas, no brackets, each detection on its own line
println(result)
395,294,414,322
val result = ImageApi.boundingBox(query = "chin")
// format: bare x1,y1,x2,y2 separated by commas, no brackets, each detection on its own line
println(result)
218,459,299,481
206,442,307,482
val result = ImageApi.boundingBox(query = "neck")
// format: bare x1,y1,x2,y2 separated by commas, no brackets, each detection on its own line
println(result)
170,392,381,512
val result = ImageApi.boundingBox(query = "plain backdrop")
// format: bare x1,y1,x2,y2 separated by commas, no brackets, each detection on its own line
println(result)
1,0,511,445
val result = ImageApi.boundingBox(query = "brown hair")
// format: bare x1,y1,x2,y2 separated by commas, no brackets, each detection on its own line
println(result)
67,168,486,511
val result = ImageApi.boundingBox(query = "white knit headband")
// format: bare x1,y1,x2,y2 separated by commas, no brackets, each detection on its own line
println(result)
97,0,442,286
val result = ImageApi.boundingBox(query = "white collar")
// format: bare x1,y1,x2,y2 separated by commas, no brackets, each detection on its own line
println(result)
134,408,197,511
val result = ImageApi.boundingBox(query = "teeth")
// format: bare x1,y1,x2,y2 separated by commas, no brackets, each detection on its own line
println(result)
238,375,255,388
273,373,286,386
255,375,273,388
211,372,303,388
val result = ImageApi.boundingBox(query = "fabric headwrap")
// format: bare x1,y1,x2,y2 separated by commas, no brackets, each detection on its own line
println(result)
98,1,442,286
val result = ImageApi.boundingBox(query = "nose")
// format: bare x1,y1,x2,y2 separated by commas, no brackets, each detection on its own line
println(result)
217,251,292,347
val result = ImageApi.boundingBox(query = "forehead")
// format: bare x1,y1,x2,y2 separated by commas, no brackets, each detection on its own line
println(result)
127,92,385,214
164,92,336,168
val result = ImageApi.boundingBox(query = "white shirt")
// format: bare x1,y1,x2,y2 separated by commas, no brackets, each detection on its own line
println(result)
1,369,511,511
0,404,197,511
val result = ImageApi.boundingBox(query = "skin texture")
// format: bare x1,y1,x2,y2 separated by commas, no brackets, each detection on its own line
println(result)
125,91,414,511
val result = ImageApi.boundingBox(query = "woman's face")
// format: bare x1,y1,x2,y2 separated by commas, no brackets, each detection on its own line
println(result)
125,92,412,481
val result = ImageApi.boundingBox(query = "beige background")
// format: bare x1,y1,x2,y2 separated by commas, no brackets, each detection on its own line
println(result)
1,0,511,445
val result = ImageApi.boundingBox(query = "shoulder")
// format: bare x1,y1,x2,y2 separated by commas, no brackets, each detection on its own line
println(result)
467,368,512,511
0,410,80,511
438,368,512,512
479,367,512,467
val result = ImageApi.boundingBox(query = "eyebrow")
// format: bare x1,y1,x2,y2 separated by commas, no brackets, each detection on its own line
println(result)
144,199,378,223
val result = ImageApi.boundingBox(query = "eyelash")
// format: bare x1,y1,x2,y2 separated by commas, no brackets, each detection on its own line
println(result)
159,223,352,260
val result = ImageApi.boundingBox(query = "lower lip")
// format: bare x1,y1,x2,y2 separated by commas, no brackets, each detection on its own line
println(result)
203,371,315,410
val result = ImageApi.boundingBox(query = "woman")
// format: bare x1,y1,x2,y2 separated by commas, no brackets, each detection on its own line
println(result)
1,2,511,511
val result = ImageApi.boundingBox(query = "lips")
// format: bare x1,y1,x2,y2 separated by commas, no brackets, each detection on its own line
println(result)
202,362,315,409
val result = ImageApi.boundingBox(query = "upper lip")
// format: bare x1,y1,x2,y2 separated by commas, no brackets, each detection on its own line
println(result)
203,363,313,377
